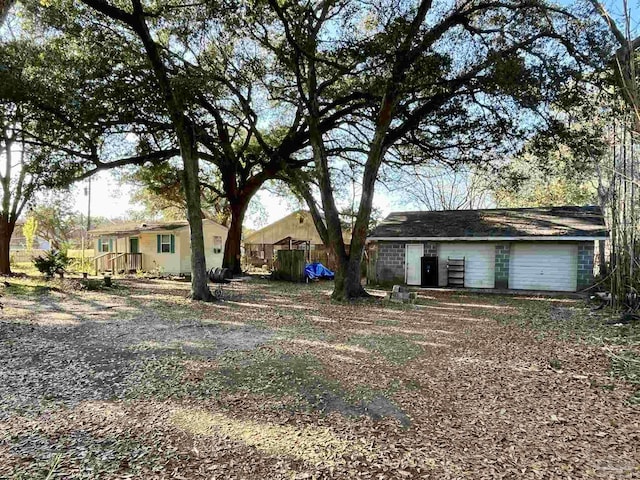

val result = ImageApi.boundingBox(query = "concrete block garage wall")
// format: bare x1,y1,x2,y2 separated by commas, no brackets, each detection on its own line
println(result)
375,242,405,284
423,242,437,257
494,243,510,289
375,241,438,284
373,239,597,291
577,241,595,290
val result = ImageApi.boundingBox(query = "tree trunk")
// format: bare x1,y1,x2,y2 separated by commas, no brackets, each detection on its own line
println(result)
331,251,368,301
181,146,214,301
222,201,248,275
0,216,15,275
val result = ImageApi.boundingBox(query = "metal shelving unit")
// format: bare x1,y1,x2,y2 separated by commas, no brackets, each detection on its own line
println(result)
447,257,465,287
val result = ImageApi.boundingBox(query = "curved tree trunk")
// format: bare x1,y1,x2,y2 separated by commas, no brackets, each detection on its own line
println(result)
0,217,15,275
182,145,214,301
222,201,248,275
125,4,213,301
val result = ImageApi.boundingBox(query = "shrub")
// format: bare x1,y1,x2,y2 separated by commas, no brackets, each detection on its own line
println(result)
67,257,93,274
33,250,70,279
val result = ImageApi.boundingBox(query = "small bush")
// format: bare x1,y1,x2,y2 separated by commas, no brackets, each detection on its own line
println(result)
33,250,70,278
67,257,93,274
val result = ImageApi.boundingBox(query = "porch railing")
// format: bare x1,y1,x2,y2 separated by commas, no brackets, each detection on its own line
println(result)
94,253,115,274
95,252,143,274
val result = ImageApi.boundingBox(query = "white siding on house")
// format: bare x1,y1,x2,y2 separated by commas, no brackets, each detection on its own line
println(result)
95,236,127,253
203,220,226,271
178,229,191,274
509,243,577,292
437,243,495,288
140,231,182,274
177,220,227,274
92,219,228,275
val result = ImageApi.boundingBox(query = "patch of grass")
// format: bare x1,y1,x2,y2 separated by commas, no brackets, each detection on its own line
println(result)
130,339,217,353
277,318,330,341
128,349,339,402
380,300,416,311
4,282,52,296
548,358,563,370
374,318,400,327
9,431,180,479
208,350,338,399
9,262,40,276
127,357,192,399
609,350,640,403
495,300,640,346
128,348,407,422
348,334,424,364
172,408,374,465
244,318,269,329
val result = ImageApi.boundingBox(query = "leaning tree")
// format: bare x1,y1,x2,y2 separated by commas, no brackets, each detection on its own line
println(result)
255,0,608,299
25,0,360,278
0,11,190,274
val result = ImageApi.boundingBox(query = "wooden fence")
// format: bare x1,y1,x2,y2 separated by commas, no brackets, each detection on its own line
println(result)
11,249,96,264
274,250,306,282
10,249,47,263
67,249,95,259
308,249,341,272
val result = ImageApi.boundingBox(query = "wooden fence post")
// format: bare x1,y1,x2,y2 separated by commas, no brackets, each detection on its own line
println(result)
275,250,305,282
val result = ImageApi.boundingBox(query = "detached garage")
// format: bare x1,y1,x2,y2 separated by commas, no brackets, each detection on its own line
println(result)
367,206,608,292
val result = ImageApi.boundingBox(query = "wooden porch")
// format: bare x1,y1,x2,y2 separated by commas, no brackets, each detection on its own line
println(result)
94,252,143,274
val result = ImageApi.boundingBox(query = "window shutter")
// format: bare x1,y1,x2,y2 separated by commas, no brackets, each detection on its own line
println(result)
109,238,113,252
98,238,102,252
170,234,175,254
157,234,161,253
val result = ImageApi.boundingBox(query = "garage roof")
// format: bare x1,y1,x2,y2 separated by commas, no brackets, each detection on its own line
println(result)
368,205,608,240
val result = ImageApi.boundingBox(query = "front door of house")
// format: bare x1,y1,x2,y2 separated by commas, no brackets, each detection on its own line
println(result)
405,244,424,285
129,237,139,253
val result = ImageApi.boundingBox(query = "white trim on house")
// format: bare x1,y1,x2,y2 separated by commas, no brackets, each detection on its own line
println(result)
367,235,608,242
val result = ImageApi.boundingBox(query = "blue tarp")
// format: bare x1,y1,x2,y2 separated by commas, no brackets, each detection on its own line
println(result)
305,262,335,280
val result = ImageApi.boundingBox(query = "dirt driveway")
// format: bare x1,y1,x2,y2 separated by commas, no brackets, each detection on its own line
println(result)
1,277,638,479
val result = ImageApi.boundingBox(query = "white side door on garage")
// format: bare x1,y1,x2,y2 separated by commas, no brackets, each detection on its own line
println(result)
509,243,577,292
405,244,424,285
438,243,495,288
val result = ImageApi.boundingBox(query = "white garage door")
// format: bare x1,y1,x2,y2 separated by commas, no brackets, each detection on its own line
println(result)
509,243,577,292
438,243,495,288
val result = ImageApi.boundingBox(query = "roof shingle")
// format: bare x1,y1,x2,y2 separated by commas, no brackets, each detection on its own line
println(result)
368,206,608,239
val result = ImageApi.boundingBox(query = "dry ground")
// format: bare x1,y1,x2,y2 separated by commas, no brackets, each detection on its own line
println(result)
0,276,638,479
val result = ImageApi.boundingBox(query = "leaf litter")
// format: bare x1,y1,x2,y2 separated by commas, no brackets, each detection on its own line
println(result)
0,277,638,478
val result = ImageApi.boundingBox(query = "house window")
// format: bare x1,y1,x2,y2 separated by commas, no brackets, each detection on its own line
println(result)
213,236,223,254
156,234,175,253
160,235,172,253
99,238,111,252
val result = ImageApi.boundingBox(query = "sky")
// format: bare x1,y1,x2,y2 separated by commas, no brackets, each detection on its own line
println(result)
70,171,400,229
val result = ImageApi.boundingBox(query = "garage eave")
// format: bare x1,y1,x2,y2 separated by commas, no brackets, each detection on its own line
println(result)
366,235,609,242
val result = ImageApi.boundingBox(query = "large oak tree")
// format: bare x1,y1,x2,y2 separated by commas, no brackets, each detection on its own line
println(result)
258,0,607,299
